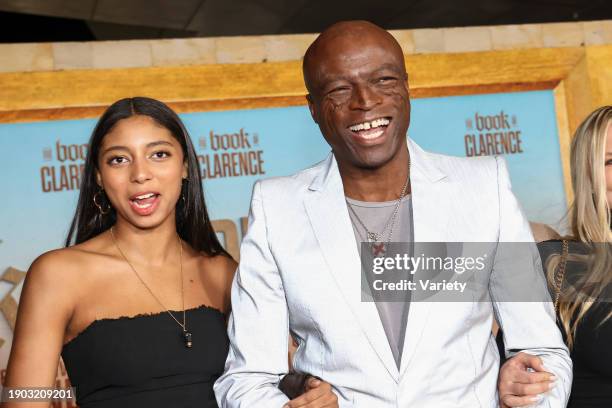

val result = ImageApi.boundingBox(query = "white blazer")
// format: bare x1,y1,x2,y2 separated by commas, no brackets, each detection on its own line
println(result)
214,138,572,407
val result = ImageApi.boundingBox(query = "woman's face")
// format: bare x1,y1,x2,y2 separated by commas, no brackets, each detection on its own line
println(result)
96,115,187,230
605,123,612,208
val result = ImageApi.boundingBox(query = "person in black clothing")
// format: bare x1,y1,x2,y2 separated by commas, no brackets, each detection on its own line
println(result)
499,105,612,407
4,97,337,408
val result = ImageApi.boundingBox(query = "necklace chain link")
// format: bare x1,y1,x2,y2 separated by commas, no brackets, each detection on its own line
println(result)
347,162,411,244
109,227,187,333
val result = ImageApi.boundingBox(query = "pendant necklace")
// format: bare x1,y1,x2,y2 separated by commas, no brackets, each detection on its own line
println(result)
110,227,193,348
347,168,410,256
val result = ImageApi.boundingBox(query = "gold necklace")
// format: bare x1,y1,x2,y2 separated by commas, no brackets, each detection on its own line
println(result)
109,227,192,348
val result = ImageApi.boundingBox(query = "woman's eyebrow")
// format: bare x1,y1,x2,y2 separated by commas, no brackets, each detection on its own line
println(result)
101,140,174,155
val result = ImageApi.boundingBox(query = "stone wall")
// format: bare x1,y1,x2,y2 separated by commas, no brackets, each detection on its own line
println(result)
1,20,611,73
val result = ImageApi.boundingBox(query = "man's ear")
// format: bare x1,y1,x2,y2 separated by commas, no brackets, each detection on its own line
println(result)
306,94,318,125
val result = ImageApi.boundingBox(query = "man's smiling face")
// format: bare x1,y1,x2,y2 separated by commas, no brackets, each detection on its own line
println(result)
304,22,411,171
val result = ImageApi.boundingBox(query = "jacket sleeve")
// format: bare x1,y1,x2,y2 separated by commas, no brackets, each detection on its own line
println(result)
214,180,291,407
489,156,572,408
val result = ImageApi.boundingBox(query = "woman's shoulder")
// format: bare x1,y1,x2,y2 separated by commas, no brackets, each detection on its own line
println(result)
193,251,237,313
190,246,237,285
197,251,237,283
20,247,92,316
530,222,561,242
27,234,114,288
29,247,88,280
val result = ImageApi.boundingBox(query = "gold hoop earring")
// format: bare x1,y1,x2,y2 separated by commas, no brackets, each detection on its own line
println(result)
93,190,111,215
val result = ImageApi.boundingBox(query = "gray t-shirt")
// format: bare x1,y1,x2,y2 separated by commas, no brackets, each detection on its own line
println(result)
346,195,413,368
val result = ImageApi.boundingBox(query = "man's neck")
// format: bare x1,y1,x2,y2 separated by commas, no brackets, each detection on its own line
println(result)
340,149,410,202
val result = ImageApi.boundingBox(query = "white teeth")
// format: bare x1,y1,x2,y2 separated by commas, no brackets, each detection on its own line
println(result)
134,193,155,200
349,118,390,132
359,129,385,139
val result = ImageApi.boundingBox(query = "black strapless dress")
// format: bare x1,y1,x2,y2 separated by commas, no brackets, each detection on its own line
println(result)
61,305,228,408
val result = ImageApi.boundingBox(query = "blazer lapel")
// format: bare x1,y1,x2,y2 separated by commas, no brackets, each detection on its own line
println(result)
304,154,400,382
399,139,452,377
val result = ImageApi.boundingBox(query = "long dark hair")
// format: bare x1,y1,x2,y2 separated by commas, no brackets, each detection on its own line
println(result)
66,97,229,258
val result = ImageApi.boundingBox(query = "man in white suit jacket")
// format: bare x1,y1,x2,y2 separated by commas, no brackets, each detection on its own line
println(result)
215,21,571,407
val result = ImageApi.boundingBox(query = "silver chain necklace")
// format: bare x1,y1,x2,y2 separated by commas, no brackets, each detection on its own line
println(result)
346,171,410,243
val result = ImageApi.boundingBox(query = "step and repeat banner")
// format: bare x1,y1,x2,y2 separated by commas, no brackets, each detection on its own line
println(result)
0,89,566,387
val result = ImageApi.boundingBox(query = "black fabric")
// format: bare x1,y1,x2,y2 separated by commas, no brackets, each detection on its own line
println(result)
61,305,228,408
278,373,310,399
497,240,612,407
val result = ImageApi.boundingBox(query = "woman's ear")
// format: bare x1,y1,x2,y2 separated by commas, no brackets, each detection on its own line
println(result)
182,161,188,179
95,170,103,189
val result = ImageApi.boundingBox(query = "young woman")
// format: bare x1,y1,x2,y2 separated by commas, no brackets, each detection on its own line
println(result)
499,106,612,407
4,97,337,408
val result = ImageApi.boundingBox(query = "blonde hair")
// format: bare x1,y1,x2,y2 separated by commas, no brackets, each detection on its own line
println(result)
547,105,612,349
